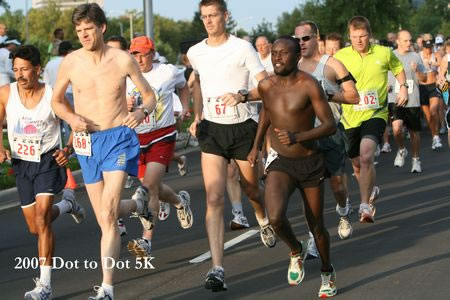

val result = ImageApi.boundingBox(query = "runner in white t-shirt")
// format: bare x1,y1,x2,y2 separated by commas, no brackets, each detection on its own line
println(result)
187,0,275,292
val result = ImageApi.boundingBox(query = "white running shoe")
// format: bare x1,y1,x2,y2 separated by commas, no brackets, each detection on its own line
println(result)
432,135,442,150
177,155,188,176
127,238,152,258
124,176,133,189
306,233,319,259
63,189,86,224
359,204,374,223
117,218,127,236
394,148,408,167
287,241,307,285
229,209,250,230
158,201,170,221
24,278,52,300
130,187,153,230
369,186,380,217
380,143,391,153
176,191,193,229
338,215,353,240
411,157,422,173
88,286,113,300
260,224,276,248
318,266,337,298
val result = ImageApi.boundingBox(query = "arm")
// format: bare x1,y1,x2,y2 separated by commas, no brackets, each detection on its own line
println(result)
437,54,448,88
394,70,408,107
189,73,203,137
328,58,359,104
0,85,11,162
176,82,190,120
220,70,269,105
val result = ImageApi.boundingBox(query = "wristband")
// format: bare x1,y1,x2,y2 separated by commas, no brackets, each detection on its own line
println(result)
288,131,297,145
64,145,74,155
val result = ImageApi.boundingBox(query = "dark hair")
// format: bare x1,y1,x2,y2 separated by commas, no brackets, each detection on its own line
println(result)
199,0,227,13
326,32,343,48
10,45,41,66
106,35,128,50
296,20,320,37
348,16,372,36
72,3,107,30
58,41,73,56
53,28,63,37
275,35,301,55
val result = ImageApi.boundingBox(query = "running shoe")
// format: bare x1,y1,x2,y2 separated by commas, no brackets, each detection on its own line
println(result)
318,266,337,298
394,148,408,167
287,240,307,285
306,233,319,259
158,201,170,221
432,135,442,150
176,191,193,229
359,204,374,223
374,144,381,157
260,224,276,248
130,187,153,230
176,132,188,141
88,286,113,300
24,278,52,300
205,266,227,292
337,215,353,240
188,136,199,147
369,186,380,217
124,175,133,188
380,143,391,153
127,238,152,258
177,155,188,176
229,209,250,230
117,218,127,236
411,157,422,173
63,189,86,224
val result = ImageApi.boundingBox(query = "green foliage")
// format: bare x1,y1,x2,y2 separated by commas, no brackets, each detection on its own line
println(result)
251,19,276,43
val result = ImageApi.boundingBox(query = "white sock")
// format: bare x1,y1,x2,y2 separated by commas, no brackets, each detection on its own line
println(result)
55,200,72,215
101,282,114,296
40,265,51,286
231,202,243,214
256,216,269,227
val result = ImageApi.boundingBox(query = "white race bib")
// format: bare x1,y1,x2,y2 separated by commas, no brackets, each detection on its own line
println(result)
73,132,92,156
12,134,42,162
141,111,156,128
394,79,414,94
264,148,279,173
206,97,238,121
354,90,380,111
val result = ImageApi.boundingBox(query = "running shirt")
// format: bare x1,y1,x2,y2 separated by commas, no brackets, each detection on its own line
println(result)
6,82,60,161
334,44,404,129
126,63,186,134
187,34,265,125
387,50,425,107
420,51,438,73
311,54,341,125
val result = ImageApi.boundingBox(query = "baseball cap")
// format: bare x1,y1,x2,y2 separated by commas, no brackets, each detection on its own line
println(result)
4,39,21,46
435,36,444,45
129,36,154,54
423,40,433,48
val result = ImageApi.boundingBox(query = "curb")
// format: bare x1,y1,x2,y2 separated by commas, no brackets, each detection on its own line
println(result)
0,144,200,211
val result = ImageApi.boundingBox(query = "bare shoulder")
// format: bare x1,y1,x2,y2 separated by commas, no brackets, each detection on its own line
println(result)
0,84,10,106
297,70,318,85
258,75,276,92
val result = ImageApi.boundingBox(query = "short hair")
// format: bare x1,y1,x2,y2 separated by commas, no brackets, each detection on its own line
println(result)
296,21,320,37
72,3,107,29
326,32,342,42
53,28,63,37
58,41,73,56
348,16,372,36
106,35,128,50
10,45,41,67
199,0,227,13
275,35,301,56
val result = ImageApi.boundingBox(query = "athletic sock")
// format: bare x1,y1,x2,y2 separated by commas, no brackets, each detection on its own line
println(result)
231,202,243,214
55,200,72,215
62,188,75,202
256,216,269,227
40,265,51,286
174,195,183,209
101,283,114,296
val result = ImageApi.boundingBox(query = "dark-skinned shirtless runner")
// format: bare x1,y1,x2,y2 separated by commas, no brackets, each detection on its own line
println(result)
247,36,338,298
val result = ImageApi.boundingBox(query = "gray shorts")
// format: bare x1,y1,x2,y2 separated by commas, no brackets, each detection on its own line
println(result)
318,125,348,176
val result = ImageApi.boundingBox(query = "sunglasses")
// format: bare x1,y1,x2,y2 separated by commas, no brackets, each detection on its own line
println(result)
296,35,315,42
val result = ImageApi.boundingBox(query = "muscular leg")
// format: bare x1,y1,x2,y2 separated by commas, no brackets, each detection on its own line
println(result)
430,97,441,136
265,171,300,252
353,138,377,205
202,152,227,268
410,130,420,158
226,160,243,212
329,174,348,208
392,119,405,149
421,104,432,133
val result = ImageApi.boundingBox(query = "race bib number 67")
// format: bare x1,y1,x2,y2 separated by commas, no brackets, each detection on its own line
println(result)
73,132,92,156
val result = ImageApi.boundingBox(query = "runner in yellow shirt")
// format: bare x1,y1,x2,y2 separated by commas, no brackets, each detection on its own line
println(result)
334,16,408,223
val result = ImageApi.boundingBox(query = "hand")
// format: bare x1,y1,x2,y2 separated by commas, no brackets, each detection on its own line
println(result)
180,107,190,121
410,61,417,72
437,76,447,88
126,96,136,112
219,93,244,106
247,147,259,167
0,147,11,163
189,119,201,137
53,149,69,167
396,87,409,107
123,109,145,129
274,128,297,145
69,114,89,132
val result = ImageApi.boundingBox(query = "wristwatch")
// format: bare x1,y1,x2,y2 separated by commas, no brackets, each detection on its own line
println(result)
142,107,150,117
238,89,249,103
400,82,409,89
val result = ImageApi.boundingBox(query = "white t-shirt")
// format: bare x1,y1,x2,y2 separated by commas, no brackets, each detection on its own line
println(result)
187,35,265,124
249,53,274,122
126,63,186,134
0,48,13,86
43,56,73,93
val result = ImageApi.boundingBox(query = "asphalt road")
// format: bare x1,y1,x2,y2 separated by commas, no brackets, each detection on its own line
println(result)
1,133,450,300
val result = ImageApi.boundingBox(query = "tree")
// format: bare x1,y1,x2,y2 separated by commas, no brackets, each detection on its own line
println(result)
0,0,9,10
251,19,276,42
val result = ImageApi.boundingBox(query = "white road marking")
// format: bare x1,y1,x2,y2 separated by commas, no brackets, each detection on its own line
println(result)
189,229,260,264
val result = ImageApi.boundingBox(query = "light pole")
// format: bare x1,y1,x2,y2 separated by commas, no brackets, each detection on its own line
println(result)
25,0,29,43
143,0,154,40
129,13,134,41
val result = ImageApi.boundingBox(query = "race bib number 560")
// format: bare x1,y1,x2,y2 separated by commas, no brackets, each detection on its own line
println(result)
73,132,92,156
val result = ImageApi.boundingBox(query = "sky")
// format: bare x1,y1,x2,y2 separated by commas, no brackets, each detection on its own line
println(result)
1,0,304,32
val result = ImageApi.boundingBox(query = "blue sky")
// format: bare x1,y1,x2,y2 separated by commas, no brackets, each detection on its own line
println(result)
2,0,304,32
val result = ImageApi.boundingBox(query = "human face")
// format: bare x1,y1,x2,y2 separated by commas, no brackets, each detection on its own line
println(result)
106,40,122,50
349,27,370,53
255,37,271,58
294,25,316,58
200,5,228,37
75,20,105,51
325,40,341,56
0,24,6,36
13,58,40,90
396,32,412,53
271,40,299,76
318,40,325,55
131,51,154,73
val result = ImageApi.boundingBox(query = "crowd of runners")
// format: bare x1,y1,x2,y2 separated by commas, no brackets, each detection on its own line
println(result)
0,0,449,299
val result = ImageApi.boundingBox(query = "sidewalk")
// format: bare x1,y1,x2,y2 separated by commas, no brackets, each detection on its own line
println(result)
0,139,199,211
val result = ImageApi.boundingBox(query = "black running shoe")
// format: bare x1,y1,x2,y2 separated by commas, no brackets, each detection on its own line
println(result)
205,267,227,292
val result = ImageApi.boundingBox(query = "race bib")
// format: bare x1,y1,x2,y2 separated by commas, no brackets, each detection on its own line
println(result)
206,97,238,120
12,134,42,162
354,90,380,111
73,131,92,156
141,110,156,128
394,80,414,94
264,148,279,173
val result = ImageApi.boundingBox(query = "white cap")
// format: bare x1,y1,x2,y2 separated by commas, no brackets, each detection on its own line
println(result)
5,39,20,46
435,36,444,44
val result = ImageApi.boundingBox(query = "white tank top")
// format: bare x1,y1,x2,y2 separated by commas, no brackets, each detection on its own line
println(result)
6,82,60,157
311,55,342,125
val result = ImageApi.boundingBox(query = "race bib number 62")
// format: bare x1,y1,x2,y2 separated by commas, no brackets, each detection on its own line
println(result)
73,132,92,156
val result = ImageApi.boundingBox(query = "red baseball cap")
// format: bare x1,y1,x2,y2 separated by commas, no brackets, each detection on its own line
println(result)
129,36,154,54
